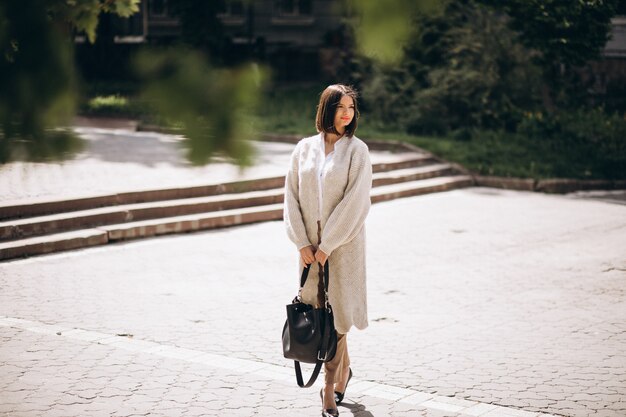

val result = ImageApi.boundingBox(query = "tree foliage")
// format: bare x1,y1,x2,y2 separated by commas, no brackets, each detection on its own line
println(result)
1,0,266,166
478,0,618,68
354,0,620,133
0,0,139,162
478,0,619,107
134,48,266,166
363,1,543,134
1,0,77,162
48,0,140,43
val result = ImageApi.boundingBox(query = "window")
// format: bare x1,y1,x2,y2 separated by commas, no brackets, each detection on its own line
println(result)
149,0,168,17
274,0,312,17
113,6,147,42
219,0,245,17
218,0,246,26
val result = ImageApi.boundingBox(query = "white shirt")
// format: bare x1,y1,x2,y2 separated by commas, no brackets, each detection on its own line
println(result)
318,135,335,219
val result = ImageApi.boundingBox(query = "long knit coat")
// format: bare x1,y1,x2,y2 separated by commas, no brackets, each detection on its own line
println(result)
284,133,372,334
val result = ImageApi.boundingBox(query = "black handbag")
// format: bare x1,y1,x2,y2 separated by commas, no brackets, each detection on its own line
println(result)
282,261,338,388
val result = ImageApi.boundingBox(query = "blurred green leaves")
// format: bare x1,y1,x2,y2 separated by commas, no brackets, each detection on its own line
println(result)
134,48,267,166
351,0,441,64
48,0,141,43
1,0,266,166
0,0,81,162
0,0,140,163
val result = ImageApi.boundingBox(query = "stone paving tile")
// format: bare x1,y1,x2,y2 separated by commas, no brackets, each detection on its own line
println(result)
1,188,625,416
1,317,562,417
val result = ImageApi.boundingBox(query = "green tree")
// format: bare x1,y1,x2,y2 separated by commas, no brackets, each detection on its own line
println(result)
414,2,543,131
353,0,620,128
353,0,619,109
362,1,543,134
478,0,619,108
0,0,139,162
479,0,617,68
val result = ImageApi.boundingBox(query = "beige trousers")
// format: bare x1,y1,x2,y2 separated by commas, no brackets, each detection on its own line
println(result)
314,220,351,385
325,333,350,384
314,260,350,385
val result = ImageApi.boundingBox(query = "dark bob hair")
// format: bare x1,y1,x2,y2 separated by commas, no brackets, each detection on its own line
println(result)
315,84,360,138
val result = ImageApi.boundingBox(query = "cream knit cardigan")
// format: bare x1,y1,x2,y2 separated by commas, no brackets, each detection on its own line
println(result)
284,133,372,334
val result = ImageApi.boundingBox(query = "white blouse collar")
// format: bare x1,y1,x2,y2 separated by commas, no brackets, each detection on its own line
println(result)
319,132,347,149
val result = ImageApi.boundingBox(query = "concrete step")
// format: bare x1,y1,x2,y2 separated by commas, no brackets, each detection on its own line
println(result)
0,188,284,242
0,154,434,221
0,176,474,261
372,164,454,187
371,175,475,203
371,153,435,173
0,176,286,221
0,165,458,242
0,229,108,261
0,204,283,261
102,204,284,242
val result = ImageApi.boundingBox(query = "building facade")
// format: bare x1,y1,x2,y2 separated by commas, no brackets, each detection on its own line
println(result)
75,0,352,81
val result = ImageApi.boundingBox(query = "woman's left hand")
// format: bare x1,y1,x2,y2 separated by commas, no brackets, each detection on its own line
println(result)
315,249,328,265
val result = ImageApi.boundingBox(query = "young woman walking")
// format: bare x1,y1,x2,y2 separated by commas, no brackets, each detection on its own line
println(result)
284,84,372,417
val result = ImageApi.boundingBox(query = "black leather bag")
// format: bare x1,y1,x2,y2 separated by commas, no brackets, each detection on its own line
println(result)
282,261,338,388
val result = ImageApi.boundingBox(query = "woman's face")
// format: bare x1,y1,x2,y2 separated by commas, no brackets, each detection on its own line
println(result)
334,95,355,133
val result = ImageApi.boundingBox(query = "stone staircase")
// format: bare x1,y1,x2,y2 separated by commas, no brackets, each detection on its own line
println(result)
0,151,473,261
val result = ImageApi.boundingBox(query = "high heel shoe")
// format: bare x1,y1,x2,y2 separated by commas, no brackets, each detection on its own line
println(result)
320,388,339,417
334,367,353,405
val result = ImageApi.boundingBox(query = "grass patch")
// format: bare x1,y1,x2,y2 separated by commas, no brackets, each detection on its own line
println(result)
254,84,321,134
405,133,599,179
87,95,128,111
80,94,146,118
360,127,623,179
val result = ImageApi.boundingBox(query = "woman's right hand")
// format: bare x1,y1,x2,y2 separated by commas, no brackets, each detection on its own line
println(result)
299,245,316,265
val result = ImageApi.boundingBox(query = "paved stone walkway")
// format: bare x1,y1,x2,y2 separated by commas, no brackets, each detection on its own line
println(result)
1,186,624,416
0,127,294,204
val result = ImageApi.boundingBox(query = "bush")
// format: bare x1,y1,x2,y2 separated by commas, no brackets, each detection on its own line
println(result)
362,1,542,135
517,108,626,178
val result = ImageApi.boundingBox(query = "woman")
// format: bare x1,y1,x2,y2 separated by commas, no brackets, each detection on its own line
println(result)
284,84,372,417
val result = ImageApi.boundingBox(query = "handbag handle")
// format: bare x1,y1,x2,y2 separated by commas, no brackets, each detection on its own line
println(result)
298,261,330,305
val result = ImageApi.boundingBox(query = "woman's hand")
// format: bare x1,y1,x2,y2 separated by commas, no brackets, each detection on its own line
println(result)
300,245,316,265
314,249,328,266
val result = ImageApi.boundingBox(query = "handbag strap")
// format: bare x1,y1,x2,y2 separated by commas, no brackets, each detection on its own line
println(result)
298,261,330,302
294,359,323,388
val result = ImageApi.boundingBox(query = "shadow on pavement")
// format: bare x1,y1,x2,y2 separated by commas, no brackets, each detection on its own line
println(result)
341,401,376,417
570,190,626,205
